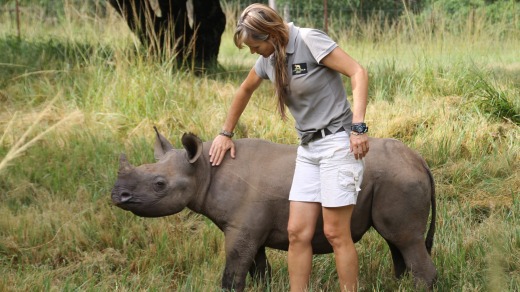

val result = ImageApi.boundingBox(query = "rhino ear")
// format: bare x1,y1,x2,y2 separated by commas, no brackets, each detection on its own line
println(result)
181,132,203,164
154,126,174,160
119,153,134,174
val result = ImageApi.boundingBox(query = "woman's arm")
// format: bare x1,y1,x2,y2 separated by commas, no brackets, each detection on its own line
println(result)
321,47,370,159
209,67,263,166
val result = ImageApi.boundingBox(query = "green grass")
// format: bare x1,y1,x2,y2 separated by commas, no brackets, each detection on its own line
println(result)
1,2,519,291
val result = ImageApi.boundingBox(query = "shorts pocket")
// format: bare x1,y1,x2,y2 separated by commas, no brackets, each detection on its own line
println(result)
338,163,364,192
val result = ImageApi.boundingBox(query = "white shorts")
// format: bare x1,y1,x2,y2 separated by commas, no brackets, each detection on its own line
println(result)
289,131,364,207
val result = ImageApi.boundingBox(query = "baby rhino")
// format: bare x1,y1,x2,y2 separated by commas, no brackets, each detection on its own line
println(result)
111,127,437,291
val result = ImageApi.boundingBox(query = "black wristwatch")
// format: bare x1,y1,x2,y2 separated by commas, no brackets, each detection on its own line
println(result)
219,130,234,138
351,123,368,134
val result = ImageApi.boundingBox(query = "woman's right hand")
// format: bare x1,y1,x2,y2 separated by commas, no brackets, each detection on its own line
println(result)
209,135,236,166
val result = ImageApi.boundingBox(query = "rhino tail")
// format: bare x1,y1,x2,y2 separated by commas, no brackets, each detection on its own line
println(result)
424,159,436,255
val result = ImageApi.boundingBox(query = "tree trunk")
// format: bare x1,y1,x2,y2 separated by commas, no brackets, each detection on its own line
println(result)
108,0,225,70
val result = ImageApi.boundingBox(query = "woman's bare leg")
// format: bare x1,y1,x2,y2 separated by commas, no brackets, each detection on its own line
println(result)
323,205,358,292
287,201,321,292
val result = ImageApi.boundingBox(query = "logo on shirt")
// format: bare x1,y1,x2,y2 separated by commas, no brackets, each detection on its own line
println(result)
292,63,308,75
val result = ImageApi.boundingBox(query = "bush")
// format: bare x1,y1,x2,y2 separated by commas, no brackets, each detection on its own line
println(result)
6,0,107,18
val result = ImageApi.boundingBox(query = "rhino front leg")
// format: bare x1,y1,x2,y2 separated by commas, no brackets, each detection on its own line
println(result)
222,263,248,292
221,229,263,292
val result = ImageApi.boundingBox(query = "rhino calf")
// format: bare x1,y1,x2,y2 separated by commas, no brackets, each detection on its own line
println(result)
111,128,437,291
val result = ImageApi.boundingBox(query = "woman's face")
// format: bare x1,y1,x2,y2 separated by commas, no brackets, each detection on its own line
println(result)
244,38,275,58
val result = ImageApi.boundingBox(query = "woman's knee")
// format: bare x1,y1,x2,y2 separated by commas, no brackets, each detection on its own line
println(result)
287,202,320,244
287,223,314,244
323,225,353,248
322,206,354,247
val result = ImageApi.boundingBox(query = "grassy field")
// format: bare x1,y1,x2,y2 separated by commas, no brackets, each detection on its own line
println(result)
1,2,519,291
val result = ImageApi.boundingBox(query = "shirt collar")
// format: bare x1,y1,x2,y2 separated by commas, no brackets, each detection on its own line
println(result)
267,22,299,63
286,22,299,55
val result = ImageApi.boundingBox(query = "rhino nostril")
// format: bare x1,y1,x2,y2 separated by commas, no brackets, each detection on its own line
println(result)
120,192,132,202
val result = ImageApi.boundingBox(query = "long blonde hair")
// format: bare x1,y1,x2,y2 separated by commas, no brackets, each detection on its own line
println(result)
234,4,290,120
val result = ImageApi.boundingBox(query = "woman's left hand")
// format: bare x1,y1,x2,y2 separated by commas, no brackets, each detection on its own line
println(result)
350,134,369,160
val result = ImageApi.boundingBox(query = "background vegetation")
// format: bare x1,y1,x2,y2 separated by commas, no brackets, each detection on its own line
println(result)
1,0,519,291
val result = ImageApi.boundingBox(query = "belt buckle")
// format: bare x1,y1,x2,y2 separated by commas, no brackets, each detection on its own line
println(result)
320,129,326,138
311,128,327,142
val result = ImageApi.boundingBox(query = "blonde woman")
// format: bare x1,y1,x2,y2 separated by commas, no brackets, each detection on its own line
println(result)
209,4,369,291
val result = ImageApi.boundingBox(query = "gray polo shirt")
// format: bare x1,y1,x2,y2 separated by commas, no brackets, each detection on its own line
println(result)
254,23,353,141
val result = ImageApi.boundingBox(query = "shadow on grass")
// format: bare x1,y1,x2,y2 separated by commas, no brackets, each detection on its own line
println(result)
204,63,251,84
0,35,117,87
0,34,252,89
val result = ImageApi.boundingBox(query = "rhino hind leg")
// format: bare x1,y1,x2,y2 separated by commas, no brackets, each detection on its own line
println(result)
248,246,272,281
399,240,437,289
386,240,407,278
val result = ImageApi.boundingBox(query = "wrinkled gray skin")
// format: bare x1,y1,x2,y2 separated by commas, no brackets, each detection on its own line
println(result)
111,128,437,291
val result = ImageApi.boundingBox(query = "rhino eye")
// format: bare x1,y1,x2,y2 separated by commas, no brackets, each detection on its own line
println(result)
153,178,167,192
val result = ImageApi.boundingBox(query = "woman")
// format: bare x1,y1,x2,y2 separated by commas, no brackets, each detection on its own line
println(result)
209,3,369,292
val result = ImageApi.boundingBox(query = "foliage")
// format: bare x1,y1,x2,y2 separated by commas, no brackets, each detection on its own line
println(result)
3,0,106,17
421,0,520,31
1,1,519,291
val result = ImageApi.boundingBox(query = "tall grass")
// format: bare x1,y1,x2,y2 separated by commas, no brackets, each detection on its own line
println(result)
1,1,519,291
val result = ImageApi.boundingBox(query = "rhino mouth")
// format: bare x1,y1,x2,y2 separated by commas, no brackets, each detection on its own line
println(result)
111,189,139,206
119,192,132,203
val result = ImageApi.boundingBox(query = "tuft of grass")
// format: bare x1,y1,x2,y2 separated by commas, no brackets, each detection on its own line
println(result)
471,73,520,125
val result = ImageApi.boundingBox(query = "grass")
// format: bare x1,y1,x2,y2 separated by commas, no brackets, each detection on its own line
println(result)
1,1,519,291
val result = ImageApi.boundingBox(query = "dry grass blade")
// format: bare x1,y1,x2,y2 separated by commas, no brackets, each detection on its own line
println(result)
0,111,17,146
0,96,83,173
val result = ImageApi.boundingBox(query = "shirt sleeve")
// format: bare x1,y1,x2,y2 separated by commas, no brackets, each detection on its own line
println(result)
301,29,338,64
254,57,269,79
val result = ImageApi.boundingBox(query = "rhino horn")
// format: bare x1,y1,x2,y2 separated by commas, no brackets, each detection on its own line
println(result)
118,153,134,174
182,132,203,164
154,126,174,160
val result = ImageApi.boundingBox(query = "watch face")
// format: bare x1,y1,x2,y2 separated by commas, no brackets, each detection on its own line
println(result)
351,123,368,133
220,130,234,138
